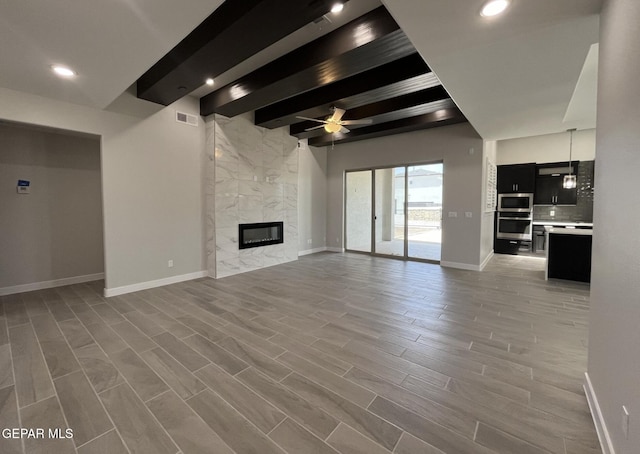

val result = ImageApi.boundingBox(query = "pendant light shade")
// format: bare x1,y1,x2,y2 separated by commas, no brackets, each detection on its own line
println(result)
563,174,577,189
563,129,577,189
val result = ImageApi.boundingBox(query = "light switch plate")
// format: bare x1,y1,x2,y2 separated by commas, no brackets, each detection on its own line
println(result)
448,212,457,218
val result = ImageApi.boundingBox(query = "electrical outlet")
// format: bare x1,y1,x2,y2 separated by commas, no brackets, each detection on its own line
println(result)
465,212,472,218
307,239,312,244
336,237,340,243
550,210,555,217
448,211,457,218
168,260,174,268
623,406,630,439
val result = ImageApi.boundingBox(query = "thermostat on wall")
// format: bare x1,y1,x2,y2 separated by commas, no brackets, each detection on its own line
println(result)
17,180,30,194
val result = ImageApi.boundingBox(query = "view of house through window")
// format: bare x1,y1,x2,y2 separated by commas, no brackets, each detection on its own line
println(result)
406,163,443,261
345,162,443,262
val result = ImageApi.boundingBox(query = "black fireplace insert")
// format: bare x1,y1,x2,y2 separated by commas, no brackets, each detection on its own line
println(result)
239,222,284,249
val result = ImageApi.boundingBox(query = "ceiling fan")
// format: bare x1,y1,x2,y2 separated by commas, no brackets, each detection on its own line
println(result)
296,106,372,134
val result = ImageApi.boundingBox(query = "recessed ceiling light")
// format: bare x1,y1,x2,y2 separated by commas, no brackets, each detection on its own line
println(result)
331,2,344,13
480,0,510,17
205,78,214,86
51,65,76,78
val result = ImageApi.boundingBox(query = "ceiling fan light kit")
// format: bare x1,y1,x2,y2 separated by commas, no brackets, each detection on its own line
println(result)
296,106,372,136
324,122,342,133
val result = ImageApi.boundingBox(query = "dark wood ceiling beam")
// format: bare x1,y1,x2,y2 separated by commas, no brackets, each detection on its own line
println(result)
200,7,414,117
254,53,431,128
136,0,345,106
307,107,468,147
337,73,439,113
289,86,451,138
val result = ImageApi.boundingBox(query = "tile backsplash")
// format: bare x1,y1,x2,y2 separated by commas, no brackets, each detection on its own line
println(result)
533,160,595,222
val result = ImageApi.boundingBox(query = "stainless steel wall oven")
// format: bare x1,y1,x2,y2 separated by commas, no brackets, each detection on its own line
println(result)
496,212,533,241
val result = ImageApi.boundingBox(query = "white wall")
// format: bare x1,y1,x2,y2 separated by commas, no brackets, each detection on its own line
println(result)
497,129,596,165
0,124,103,292
480,140,497,266
588,0,640,452
0,87,206,294
326,122,486,269
298,140,328,254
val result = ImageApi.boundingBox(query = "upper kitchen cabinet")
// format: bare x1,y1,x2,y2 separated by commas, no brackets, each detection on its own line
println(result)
534,161,579,205
497,163,536,193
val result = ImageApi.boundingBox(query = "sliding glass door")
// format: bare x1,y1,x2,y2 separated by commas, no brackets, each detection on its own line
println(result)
345,170,372,253
407,163,443,261
374,167,406,257
345,162,442,263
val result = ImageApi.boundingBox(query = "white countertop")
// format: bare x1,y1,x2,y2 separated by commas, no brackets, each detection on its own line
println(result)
533,221,593,227
547,228,593,236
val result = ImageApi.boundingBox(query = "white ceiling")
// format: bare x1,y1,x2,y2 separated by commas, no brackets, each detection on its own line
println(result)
563,43,599,128
382,0,602,140
0,0,602,141
0,0,224,108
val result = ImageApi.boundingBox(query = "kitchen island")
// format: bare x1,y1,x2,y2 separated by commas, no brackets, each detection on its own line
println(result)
545,228,593,282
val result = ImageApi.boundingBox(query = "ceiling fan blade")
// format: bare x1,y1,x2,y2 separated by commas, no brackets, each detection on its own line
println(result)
340,119,373,125
295,116,327,124
304,124,326,132
330,108,346,122
339,126,350,134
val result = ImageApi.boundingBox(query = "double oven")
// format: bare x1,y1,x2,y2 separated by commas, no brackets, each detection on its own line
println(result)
496,193,533,241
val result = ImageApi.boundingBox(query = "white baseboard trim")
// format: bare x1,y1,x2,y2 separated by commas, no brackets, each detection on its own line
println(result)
298,247,328,256
104,270,208,297
584,372,615,454
326,247,344,253
0,273,105,296
440,261,481,271
479,251,494,271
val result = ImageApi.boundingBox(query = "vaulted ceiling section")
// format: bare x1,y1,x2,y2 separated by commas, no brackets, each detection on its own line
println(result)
136,1,467,147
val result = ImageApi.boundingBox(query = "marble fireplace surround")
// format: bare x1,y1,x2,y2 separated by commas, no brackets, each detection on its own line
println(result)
206,113,298,278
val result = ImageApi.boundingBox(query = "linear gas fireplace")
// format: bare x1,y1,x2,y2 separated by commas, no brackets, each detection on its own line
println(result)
239,222,284,249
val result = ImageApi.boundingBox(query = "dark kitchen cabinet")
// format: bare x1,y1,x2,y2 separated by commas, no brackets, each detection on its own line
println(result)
547,232,592,282
497,163,536,193
534,161,579,205
495,239,531,255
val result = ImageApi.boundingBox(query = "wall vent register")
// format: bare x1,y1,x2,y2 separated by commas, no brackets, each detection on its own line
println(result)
239,222,284,249
175,111,198,126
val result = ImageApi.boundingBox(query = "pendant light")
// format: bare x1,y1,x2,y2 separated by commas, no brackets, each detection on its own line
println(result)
563,128,577,189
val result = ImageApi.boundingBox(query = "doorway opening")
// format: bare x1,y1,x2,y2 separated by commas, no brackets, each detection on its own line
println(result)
0,120,104,296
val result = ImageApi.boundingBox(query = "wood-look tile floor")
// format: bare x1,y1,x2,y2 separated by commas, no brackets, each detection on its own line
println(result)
0,253,600,454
